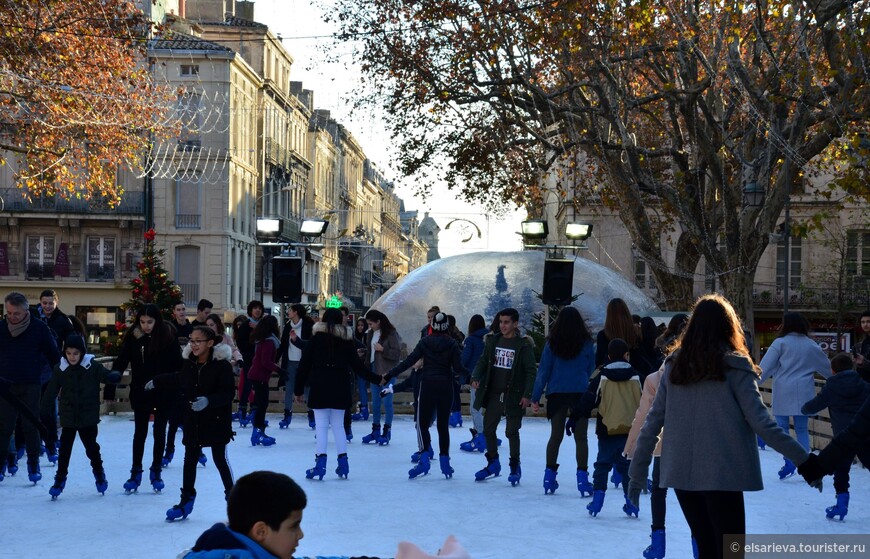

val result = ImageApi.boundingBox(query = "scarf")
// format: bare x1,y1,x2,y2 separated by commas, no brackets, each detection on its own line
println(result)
8,311,31,338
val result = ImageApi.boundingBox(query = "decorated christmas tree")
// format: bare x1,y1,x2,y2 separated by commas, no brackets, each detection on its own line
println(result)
104,228,182,354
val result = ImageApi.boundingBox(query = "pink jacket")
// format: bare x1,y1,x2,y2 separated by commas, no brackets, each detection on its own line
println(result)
624,367,664,458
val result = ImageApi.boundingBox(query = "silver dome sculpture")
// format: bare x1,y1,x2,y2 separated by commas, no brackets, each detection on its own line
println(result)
370,251,659,345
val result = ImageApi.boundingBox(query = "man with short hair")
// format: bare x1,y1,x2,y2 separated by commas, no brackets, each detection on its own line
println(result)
0,292,61,483
31,289,74,351
29,289,75,459
420,306,440,339
470,308,536,486
191,299,214,328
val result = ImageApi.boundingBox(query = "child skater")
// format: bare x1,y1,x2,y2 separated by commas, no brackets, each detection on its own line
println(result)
147,325,236,521
41,334,120,499
801,352,870,520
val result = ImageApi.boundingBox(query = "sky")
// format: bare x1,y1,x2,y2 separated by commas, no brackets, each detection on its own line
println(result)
4,413,866,559
249,0,525,257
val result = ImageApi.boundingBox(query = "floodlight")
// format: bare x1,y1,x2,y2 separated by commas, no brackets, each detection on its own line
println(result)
300,219,329,237
520,220,548,239
256,218,282,238
565,222,593,241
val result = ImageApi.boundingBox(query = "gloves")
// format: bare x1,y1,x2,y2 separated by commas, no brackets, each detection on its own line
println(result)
627,478,644,509
797,453,827,491
144,380,155,391
565,417,576,437
190,396,209,412
380,384,394,397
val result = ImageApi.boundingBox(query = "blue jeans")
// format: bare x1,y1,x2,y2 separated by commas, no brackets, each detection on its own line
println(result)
775,415,809,451
591,434,630,494
370,379,395,426
357,377,369,408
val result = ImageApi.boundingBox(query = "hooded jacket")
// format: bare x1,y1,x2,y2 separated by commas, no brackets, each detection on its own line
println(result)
573,361,642,438
30,305,74,351
801,370,870,436
387,333,466,384
41,355,120,428
154,343,235,448
0,316,60,384
758,332,832,416
181,522,277,559
296,322,381,410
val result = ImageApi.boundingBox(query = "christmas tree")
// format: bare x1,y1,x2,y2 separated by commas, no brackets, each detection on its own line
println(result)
104,228,182,354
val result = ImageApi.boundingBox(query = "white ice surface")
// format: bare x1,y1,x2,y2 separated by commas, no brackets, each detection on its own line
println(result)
3,414,867,558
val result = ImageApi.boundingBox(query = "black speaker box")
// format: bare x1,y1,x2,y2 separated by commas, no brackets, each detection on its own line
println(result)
272,257,303,303
542,259,574,305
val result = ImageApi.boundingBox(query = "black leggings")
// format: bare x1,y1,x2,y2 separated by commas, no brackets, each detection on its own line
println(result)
674,489,744,559
416,379,453,456
251,380,269,429
131,406,167,472
545,404,588,470
56,426,103,479
182,442,233,496
650,456,667,531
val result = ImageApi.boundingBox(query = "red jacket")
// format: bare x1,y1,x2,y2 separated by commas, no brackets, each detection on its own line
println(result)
246,335,281,383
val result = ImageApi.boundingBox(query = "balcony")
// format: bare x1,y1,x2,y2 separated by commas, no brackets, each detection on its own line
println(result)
26,264,54,280
87,265,116,282
175,214,201,229
1,189,145,215
752,286,870,311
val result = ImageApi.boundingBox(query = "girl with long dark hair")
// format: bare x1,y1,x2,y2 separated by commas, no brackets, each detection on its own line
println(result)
596,298,652,376
246,314,282,446
296,309,380,479
629,295,817,559
149,326,236,521
759,311,831,478
360,309,402,445
531,306,595,496
459,314,489,452
112,304,182,494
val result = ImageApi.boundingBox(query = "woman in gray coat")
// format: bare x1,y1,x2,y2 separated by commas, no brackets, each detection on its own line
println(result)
628,294,819,559
758,312,831,479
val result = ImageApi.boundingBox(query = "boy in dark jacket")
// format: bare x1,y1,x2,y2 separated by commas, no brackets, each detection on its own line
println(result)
572,338,643,518
41,334,120,499
801,352,870,520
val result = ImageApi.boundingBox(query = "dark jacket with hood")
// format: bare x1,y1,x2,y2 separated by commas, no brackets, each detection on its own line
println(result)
182,522,276,559
277,316,314,369
153,343,235,447
574,361,644,438
297,321,381,410
42,354,120,428
471,331,537,418
802,370,870,436
460,327,488,382
386,332,467,384
112,325,183,411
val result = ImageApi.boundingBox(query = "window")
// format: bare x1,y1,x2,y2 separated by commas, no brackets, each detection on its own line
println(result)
26,236,54,279
180,64,199,76
634,257,656,291
175,174,201,229
847,230,870,286
177,91,201,148
175,246,200,306
776,236,802,291
87,237,115,281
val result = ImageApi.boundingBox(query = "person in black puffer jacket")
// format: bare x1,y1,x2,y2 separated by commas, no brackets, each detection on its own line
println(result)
385,312,469,479
151,325,236,521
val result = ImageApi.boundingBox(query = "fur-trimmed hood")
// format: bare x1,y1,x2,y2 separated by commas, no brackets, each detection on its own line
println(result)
182,342,233,362
312,321,353,340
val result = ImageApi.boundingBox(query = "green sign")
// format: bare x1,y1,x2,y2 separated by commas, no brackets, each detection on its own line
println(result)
325,295,343,309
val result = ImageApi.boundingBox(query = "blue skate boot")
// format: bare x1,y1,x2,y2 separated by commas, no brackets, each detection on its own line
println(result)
335,453,349,479
305,454,327,480
166,490,196,521
576,469,594,497
409,451,430,479
587,490,605,516
94,468,108,495
643,529,666,559
778,458,796,480
508,459,521,487
439,455,454,479
362,424,380,444
474,454,501,481
49,476,66,500
826,492,849,521
123,469,142,493
611,470,623,488
27,462,42,484
279,409,292,429
377,424,391,446
623,495,640,517
411,448,434,463
543,466,559,495
149,467,164,493
448,411,462,428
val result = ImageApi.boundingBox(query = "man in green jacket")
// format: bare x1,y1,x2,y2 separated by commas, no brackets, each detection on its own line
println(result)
470,308,537,485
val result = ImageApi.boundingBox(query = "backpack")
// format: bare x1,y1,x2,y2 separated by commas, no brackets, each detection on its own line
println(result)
596,374,642,435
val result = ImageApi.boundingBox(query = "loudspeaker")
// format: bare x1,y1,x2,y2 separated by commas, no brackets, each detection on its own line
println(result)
542,259,574,305
272,257,303,303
